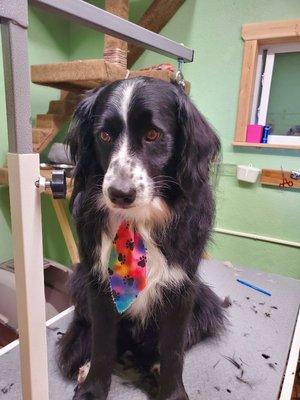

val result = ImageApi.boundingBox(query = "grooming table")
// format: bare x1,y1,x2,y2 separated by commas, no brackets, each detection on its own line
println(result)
0,260,299,400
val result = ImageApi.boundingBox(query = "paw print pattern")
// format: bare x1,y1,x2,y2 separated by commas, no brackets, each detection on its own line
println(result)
137,255,147,268
123,275,134,287
126,239,134,251
118,253,126,265
112,290,120,301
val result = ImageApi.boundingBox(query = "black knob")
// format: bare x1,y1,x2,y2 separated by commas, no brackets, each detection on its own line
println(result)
50,170,66,199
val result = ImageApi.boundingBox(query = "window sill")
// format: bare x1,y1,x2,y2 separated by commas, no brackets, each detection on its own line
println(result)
232,142,300,150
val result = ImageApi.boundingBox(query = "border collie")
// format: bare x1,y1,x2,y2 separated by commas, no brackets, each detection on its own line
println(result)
58,77,225,400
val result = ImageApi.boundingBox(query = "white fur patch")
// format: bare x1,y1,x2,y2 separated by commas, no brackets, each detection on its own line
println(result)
127,225,188,322
150,362,161,376
120,82,136,123
101,80,153,212
77,361,90,384
93,231,115,279
102,133,153,211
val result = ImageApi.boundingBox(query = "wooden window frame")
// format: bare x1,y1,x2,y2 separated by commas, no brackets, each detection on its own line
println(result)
233,19,300,150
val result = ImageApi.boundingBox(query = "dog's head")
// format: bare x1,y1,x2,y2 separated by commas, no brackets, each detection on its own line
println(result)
68,77,220,223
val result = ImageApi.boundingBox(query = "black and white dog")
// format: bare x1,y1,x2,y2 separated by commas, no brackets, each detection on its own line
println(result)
58,77,225,400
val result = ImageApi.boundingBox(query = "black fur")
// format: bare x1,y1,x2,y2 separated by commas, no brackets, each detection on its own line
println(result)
58,77,225,400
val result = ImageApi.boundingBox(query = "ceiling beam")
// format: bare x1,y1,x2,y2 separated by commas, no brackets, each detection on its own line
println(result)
127,0,185,68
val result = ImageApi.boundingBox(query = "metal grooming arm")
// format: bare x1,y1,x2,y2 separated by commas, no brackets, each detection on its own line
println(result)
0,1,194,399
29,0,194,63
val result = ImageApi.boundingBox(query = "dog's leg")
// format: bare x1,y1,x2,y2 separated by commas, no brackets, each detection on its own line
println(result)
73,283,117,400
158,290,192,400
58,310,91,380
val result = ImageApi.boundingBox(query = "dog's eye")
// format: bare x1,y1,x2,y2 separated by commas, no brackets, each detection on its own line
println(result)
99,131,112,143
144,129,161,142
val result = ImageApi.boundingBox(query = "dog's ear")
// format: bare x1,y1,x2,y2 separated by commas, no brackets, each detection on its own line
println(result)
66,86,103,205
176,89,220,194
66,87,101,164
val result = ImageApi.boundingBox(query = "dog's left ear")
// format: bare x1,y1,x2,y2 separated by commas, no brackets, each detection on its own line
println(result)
176,89,220,194
67,87,101,164
66,86,103,207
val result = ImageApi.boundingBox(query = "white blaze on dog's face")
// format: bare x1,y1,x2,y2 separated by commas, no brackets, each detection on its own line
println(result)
102,134,153,212
94,78,177,224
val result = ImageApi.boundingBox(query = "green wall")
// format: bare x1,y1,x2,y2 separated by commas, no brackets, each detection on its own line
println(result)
131,0,300,278
1,1,299,277
0,9,72,266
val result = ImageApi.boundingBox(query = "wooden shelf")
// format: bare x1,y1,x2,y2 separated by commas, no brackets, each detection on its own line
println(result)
261,169,300,189
233,142,300,150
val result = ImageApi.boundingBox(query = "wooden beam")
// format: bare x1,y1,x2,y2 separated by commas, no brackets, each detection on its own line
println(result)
7,153,49,400
104,0,129,68
51,199,79,265
0,167,9,185
127,0,185,68
242,19,300,42
234,40,258,142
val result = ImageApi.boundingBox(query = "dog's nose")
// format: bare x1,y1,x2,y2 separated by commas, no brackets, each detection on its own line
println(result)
108,185,136,207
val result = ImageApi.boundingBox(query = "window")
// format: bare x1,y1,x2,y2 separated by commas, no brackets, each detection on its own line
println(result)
234,19,300,149
251,43,300,144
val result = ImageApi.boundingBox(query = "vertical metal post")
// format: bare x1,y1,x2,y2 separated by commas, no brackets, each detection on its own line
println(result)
1,0,49,398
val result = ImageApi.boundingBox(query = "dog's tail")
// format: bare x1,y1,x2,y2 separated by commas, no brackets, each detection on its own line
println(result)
185,278,227,349
57,263,91,380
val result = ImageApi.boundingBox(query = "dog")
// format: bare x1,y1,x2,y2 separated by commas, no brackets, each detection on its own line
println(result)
58,77,225,400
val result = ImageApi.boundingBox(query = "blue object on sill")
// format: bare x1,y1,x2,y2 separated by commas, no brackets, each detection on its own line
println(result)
261,125,272,143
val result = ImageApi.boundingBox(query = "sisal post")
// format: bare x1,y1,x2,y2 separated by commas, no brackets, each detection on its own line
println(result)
104,0,129,69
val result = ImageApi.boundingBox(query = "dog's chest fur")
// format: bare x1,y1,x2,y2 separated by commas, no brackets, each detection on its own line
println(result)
97,221,187,321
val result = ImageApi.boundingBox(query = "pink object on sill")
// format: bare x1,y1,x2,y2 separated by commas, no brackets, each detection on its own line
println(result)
246,124,263,143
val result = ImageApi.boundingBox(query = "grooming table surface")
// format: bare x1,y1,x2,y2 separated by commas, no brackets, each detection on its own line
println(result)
0,260,299,400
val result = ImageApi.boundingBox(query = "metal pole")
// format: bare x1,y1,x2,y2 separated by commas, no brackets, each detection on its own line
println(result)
29,0,194,63
1,0,49,398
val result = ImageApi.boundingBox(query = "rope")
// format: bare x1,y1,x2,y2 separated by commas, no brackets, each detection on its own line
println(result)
104,48,127,69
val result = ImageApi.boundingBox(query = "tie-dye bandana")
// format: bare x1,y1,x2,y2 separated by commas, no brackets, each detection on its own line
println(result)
108,222,147,313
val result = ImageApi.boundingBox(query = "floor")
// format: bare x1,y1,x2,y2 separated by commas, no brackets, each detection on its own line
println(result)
0,260,299,399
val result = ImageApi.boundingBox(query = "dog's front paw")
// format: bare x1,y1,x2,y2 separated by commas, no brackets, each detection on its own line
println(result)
73,383,107,400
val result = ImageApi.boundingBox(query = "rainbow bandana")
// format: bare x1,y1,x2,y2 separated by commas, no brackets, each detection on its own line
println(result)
108,222,147,313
